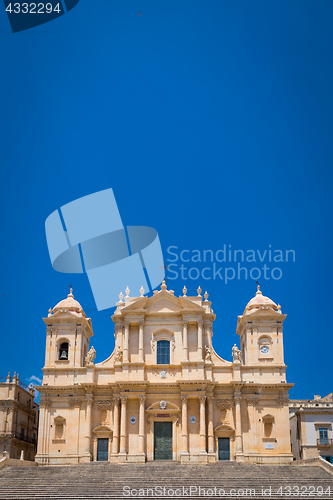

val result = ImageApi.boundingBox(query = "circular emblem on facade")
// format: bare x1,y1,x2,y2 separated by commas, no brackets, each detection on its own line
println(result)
190,416,196,424
160,400,167,409
130,416,136,424
260,345,269,354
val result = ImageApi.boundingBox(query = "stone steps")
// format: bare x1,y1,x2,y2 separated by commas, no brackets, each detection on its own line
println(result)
1,462,333,499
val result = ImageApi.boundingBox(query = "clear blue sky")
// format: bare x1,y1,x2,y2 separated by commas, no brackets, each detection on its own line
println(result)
0,1,332,399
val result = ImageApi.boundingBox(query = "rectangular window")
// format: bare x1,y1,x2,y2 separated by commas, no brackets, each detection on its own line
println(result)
157,340,170,365
319,428,329,445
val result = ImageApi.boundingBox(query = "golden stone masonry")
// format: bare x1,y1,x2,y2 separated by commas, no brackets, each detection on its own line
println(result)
35,282,293,465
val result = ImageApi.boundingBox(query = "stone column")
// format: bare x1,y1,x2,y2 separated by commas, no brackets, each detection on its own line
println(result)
197,321,203,361
112,397,120,455
93,437,97,462
115,323,123,349
123,322,129,363
119,397,127,454
181,396,189,455
36,403,46,459
234,393,243,454
199,396,206,454
44,401,52,459
138,322,144,362
0,408,5,434
84,395,93,458
7,407,14,433
36,402,51,463
138,396,146,455
207,397,215,454
3,407,8,433
182,322,188,361
205,324,212,347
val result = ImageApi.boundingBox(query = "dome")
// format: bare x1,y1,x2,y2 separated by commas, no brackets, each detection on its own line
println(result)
244,285,278,315
52,288,86,317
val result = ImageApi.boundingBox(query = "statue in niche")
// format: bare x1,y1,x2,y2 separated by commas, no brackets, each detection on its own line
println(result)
232,344,242,362
115,346,123,363
85,346,96,365
205,345,212,362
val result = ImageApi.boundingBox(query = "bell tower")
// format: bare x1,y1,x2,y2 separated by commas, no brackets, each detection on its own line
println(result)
42,288,93,377
236,285,287,381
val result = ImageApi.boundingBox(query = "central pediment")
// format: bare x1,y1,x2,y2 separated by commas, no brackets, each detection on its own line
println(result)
121,290,205,315
146,296,182,313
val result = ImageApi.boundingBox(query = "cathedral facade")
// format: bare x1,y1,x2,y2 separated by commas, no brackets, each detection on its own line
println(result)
35,283,293,465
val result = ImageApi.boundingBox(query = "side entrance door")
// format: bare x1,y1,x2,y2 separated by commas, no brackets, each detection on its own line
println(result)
218,437,230,460
154,422,173,460
97,438,108,461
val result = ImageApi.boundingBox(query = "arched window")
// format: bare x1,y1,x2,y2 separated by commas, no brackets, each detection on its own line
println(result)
59,342,69,360
157,340,170,365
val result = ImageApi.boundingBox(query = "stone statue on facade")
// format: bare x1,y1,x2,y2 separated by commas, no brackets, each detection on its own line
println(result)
85,346,96,366
232,344,242,362
205,345,212,362
115,346,123,363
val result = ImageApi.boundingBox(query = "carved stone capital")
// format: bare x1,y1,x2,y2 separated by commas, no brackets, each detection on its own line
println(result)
40,400,52,409
216,399,231,409
121,397,127,406
247,396,259,407
181,395,188,404
69,400,81,408
199,396,206,404
277,396,289,407
97,400,112,409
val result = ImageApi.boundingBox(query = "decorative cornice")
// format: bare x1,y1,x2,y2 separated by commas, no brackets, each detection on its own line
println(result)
297,409,333,415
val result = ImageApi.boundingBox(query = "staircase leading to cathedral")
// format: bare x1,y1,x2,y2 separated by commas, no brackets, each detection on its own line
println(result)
1,462,333,499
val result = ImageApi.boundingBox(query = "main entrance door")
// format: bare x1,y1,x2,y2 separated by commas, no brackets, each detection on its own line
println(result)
154,422,173,460
218,437,230,460
97,438,108,461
